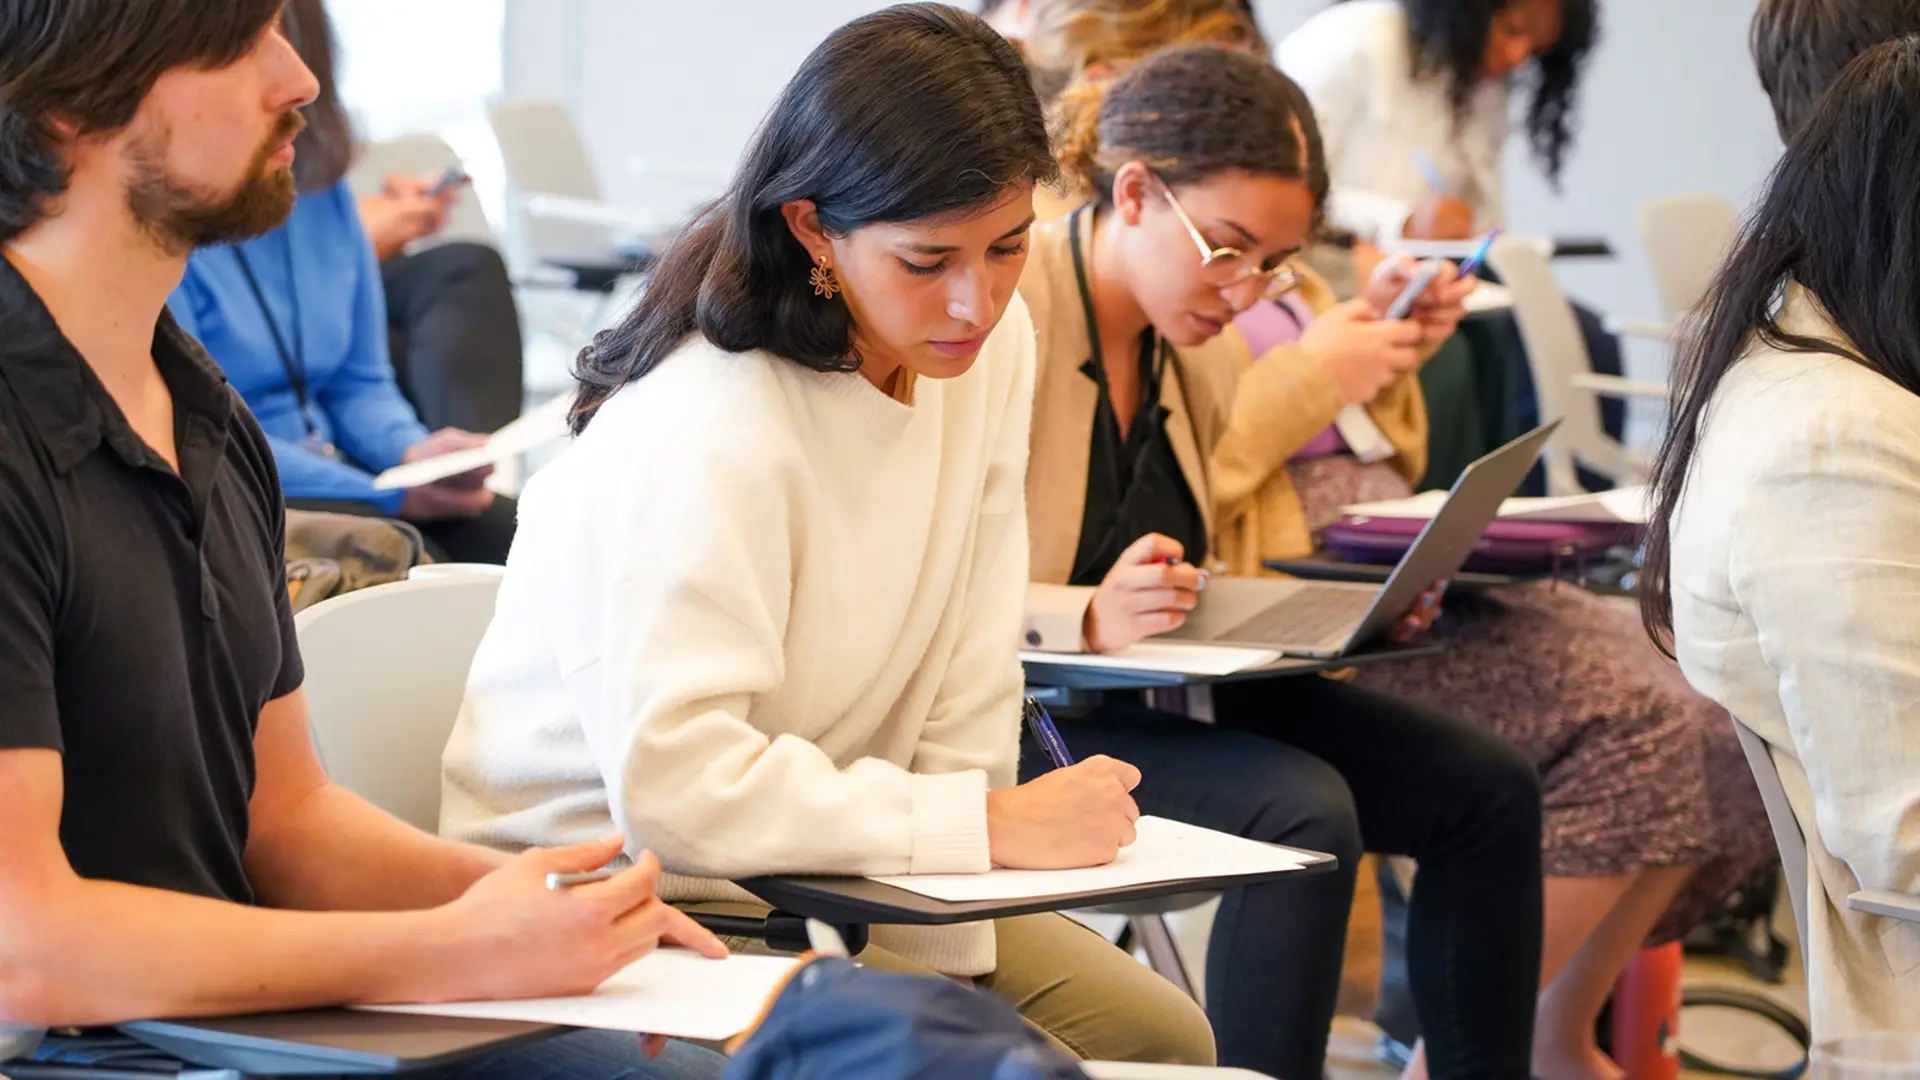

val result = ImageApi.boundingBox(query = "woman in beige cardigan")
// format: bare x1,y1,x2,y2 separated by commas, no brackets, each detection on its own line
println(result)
1647,38,1920,1038
1017,44,1546,1080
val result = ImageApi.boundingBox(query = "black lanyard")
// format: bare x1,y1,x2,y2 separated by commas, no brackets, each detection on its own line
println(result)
231,239,316,437
1067,206,1171,509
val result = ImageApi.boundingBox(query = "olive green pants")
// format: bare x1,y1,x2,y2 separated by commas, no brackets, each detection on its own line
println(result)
679,900,1215,1066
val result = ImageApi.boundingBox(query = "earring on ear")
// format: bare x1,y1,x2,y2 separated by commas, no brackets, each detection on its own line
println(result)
809,254,842,300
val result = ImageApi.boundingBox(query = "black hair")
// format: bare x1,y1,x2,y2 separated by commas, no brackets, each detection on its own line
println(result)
283,0,355,193
1393,0,1598,186
0,0,283,243
571,3,1054,433
1054,43,1327,228
1750,0,1920,139
1643,37,1920,650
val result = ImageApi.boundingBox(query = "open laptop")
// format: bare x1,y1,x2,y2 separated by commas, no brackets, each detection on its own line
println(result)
1162,421,1560,657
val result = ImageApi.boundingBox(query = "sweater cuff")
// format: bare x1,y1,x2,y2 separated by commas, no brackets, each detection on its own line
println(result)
908,769,991,875
1024,584,1097,653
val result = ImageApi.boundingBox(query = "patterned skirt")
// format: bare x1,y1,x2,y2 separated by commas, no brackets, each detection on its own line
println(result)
1287,457,1774,941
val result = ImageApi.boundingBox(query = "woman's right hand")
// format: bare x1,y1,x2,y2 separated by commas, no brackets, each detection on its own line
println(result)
1300,299,1425,405
986,756,1143,869
411,838,726,1004
1083,534,1208,653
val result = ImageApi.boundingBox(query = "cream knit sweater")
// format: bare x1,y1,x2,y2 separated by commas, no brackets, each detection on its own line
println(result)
442,298,1036,975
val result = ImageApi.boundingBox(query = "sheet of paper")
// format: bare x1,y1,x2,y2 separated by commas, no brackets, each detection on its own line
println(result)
1462,281,1514,313
870,816,1318,903
359,949,798,1040
372,395,572,490
1019,641,1281,677
1340,485,1649,526
1384,235,1553,261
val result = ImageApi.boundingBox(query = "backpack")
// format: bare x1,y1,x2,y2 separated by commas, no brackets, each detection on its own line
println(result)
283,510,433,612
724,957,1086,1080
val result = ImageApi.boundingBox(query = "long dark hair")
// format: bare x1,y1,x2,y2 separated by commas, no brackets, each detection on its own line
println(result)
571,3,1054,434
0,0,282,243
281,0,354,193
1054,43,1326,227
1642,36,1920,650
1395,0,1598,186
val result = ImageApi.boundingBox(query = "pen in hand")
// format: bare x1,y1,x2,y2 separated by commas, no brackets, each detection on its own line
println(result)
546,867,622,890
1023,695,1076,769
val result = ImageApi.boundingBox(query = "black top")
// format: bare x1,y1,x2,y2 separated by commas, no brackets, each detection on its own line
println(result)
0,255,302,905
1067,336,1209,586
1065,207,1209,587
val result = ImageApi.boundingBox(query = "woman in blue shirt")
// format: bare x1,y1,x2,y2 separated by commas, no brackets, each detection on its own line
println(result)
168,0,515,565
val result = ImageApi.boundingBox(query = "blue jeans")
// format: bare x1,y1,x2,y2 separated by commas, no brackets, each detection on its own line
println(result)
26,1030,725,1080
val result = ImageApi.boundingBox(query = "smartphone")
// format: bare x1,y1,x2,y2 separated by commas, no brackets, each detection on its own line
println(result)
1383,261,1446,321
426,165,470,199
1383,228,1502,320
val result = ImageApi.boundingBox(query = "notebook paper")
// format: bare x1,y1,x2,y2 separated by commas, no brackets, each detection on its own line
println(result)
359,949,798,1040
1019,642,1281,676
869,816,1319,903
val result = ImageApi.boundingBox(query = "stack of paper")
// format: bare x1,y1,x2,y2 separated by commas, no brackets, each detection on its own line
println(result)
1341,485,1649,525
360,949,798,1040
373,395,572,491
869,816,1320,903
1019,642,1281,677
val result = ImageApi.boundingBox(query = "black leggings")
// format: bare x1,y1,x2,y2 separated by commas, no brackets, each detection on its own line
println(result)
1021,675,1543,1080
382,242,526,434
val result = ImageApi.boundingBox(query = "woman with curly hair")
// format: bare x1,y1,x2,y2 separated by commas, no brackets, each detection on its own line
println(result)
1278,0,1597,243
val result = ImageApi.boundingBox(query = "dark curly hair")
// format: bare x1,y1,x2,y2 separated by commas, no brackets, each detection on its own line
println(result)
1750,0,1920,138
570,4,1055,433
1397,0,1598,186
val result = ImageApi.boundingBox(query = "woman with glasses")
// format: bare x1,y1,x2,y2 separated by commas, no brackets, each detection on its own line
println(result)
1024,41,1772,1080
1016,44,1543,1080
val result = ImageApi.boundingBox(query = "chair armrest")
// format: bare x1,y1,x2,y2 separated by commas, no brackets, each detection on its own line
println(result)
1848,890,1920,923
1570,373,1668,400
519,193,674,238
1083,1065,1275,1079
1604,317,1675,342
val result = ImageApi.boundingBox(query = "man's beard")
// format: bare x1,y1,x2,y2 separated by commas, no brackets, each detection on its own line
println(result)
124,110,305,256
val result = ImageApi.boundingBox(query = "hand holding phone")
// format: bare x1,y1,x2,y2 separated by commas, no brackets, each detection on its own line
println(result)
426,165,470,200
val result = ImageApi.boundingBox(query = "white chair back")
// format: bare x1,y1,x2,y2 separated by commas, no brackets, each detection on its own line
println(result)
349,133,498,248
487,99,614,263
1636,195,1741,324
1487,237,1649,495
295,575,502,831
1730,714,1811,949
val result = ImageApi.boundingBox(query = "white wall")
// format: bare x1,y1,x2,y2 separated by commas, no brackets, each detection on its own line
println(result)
506,0,1786,335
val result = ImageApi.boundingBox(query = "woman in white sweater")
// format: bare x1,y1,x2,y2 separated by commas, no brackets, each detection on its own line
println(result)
439,4,1214,1065
1645,38,1920,1038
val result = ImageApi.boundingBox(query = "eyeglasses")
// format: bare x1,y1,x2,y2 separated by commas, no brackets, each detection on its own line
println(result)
1154,172,1303,303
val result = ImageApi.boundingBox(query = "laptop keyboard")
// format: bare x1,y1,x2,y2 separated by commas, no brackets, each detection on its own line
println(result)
1219,585,1380,647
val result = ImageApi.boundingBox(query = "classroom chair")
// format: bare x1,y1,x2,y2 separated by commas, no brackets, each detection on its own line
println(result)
486,99,675,269
1635,195,1741,333
1486,238,1655,496
347,133,499,250
1731,715,1920,951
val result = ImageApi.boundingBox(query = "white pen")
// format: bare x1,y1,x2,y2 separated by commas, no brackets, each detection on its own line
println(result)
546,867,622,890
806,919,851,959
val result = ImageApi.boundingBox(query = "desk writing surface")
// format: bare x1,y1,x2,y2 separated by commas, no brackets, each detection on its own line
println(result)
741,845,1336,927
120,1010,561,1075
1021,641,1443,692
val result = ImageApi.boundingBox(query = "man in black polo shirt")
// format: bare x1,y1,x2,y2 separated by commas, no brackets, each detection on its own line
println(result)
0,3,724,1076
